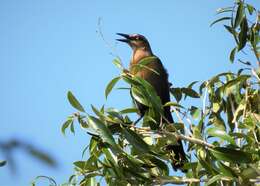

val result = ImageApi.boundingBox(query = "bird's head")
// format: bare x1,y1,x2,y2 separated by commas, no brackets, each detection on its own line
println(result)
116,33,151,51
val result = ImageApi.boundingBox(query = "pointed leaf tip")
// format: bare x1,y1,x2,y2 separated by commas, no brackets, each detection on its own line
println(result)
67,91,85,112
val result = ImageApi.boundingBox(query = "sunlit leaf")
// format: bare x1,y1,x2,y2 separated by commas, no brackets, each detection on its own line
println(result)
112,58,123,69
120,107,138,114
207,127,236,145
67,91,85,112
205,174,225,186
105,76,121,99
61,119,73,135
246,4,255,15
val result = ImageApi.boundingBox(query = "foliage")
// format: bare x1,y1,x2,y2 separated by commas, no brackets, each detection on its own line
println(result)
35,0,260,185
0,139,57,172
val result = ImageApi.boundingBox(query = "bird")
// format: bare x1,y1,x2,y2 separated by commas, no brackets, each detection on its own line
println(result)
116,33,187,172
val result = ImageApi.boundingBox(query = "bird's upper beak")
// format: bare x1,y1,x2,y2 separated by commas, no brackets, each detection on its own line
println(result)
116,33,131,43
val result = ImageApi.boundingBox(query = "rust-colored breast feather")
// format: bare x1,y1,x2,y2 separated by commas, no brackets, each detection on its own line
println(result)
136,58,170,105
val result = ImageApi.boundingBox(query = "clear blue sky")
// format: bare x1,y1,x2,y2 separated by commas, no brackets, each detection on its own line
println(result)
1,0,259,185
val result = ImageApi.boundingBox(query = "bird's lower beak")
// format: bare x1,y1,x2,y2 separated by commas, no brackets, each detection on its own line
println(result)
116,33,131,43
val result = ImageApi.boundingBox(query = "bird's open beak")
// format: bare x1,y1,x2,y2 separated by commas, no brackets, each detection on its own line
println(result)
116,33,131,43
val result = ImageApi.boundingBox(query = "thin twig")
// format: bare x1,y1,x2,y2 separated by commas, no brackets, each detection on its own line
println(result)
132,126,214,148
96,17,124,67
171,107,192,136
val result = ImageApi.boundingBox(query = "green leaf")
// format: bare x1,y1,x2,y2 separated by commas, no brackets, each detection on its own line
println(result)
112,58,123,69
120,108,138,114
105,76,121,99
131,86,149,107
188,81,199,89
61,119,73,135
87,116,119,152
216,7,233,14
149,156,169,175
106,107,124,121
246,4,255,15
224,25,236,35
190,106,200,119
131,56,159,75
170,88,182,102
205,174,224,186
182,88,200,98
238,17,248,51
223,75,250,95
229,47,236,63
0,160,6,167
81,177,97,186
210,17,231,27
234,2,244,28
217,162,237,177
70,122,75,134
207,127,236,145
67,91,85,112
122,128,150,153
241,166,260,179
212,102,221,113
91,104,105,120
210,147,252,163
164,102,184,109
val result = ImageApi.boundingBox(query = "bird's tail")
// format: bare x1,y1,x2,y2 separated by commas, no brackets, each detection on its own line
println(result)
164,107,188,173
165,143,188,173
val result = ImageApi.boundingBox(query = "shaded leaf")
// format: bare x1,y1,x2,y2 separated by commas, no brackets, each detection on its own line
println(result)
0,160,6,167
182,88,200,98
234,2,244,28
87,116,119,152
170,88,182,102
229,47,236,63
70,122,75,134
241,166,260,179
122,128,150,153
217,161,237,177
210,17,231,27
238,17,248,51
210,147,252,163
190,106,200,119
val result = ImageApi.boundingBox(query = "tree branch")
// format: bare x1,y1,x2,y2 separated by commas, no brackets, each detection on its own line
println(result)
153,176,260,185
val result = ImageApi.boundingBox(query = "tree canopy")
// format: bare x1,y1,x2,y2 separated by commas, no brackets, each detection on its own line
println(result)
33,0,260,185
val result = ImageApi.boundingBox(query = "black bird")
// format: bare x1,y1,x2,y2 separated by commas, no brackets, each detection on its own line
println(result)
117,33,187,172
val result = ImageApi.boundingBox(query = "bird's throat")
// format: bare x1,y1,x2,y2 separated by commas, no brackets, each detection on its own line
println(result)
131,48,153,66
